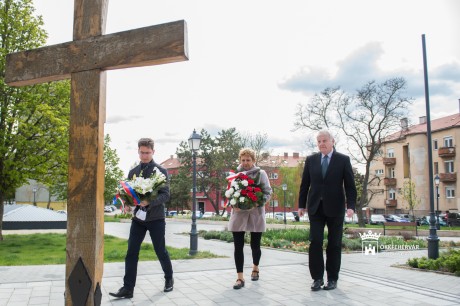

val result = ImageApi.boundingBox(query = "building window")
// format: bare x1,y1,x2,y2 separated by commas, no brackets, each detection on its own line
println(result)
389,167,395,178
389,188,396,200
375,169,384,176
443,136,453,147
434,162,439,174
445,160,454,173
446,187,455,198
387,148,395,158
268,172,278,179
433,139,438,150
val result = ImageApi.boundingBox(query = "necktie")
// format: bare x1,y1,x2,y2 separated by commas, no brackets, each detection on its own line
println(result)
322,155,329,178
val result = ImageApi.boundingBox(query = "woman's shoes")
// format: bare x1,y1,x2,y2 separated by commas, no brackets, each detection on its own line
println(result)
233,279,245,289
251,270,259,281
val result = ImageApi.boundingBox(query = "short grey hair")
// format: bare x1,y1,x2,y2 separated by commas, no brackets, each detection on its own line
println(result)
317,130,335,142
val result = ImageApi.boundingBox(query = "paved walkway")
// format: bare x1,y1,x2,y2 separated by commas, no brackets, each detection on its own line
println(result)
1,220,459,305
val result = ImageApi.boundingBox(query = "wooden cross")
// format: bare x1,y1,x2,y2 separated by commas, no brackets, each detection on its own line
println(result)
5,1,187,305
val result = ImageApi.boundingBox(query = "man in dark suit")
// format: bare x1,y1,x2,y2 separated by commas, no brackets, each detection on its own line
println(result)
298,130,356,291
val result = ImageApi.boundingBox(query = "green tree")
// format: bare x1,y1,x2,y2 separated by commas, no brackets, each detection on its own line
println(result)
401,179,420,221
276,165,303,210
0,0,71,240
104,134,124,205
354,171,365,206
168,168,191,212
176,128,242,215
294,78,413,227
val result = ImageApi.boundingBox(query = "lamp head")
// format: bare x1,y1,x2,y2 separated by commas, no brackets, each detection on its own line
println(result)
188,129,202,152
434,174,440,186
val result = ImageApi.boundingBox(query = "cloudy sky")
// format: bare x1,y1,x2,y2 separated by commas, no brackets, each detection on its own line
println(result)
32,0,460,174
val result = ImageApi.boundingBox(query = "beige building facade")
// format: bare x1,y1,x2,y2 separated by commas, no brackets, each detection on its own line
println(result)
368,113,460,216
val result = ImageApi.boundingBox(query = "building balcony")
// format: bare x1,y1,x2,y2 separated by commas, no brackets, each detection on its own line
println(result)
383,157,396,165
383,177,397,186
385,199,397,207
438,147,455,158
439,172,457,182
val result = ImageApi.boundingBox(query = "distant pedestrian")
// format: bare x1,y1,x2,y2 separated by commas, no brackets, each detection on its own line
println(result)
298,130,356,291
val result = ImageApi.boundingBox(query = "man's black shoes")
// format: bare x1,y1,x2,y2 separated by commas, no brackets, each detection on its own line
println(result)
109,287,133,299
311,279,324,291
164,278,174,292
323,280,337,290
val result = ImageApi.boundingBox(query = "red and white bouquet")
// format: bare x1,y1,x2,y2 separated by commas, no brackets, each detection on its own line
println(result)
224,172,264,210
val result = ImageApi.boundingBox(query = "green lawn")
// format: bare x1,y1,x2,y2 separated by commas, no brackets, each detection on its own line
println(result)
0,233,221,266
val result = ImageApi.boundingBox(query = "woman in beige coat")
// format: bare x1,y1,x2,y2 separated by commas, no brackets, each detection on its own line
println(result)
227,148,272,289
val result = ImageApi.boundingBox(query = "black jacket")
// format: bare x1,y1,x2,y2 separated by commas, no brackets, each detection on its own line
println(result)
128,160,170,222
298,151,356,217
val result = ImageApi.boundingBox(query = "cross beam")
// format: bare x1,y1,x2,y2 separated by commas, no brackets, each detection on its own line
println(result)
5,1,187,305
6,20,187,86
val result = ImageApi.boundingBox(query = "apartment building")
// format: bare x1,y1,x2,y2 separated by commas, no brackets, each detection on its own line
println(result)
368,112,460,215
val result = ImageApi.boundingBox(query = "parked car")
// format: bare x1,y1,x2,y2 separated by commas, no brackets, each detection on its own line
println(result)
344,213,358,224
370,214,386,225
166,210,178,216
438,213,447,221
104,206,114,212
384,214,410,223
415,216,428,226
447,212,460,226
201,211,215,218
274,212,297,222
396,214,414,222
421,215,447,226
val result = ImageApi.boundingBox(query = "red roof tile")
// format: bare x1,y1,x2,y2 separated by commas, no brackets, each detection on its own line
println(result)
384,113,460,142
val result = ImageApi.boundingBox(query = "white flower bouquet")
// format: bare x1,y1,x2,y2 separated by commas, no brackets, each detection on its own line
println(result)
115,167,167,206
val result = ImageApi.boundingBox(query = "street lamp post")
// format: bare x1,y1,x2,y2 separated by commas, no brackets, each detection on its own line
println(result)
434,175,440,230
32,187,37,206
188,129,202,256
421,34,439,259
282,184,287,225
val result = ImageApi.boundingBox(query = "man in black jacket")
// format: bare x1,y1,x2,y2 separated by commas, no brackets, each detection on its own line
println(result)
110,138,173,299
298,130,356,291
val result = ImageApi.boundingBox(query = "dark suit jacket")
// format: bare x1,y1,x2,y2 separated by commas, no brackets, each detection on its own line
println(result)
298,150,356,217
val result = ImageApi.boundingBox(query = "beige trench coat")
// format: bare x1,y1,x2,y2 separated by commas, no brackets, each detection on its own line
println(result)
227,206,266,232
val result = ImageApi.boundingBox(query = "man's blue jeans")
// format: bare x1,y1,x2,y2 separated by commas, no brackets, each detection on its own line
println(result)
123,218,173,290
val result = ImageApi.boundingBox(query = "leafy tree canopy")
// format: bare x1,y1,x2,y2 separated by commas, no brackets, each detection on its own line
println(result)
104,134,124,205
0,0,71,239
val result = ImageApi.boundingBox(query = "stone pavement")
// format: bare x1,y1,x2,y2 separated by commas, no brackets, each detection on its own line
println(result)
1,220,459,305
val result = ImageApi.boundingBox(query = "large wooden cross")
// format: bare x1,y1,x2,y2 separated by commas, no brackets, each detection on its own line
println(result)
5,1,187,305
